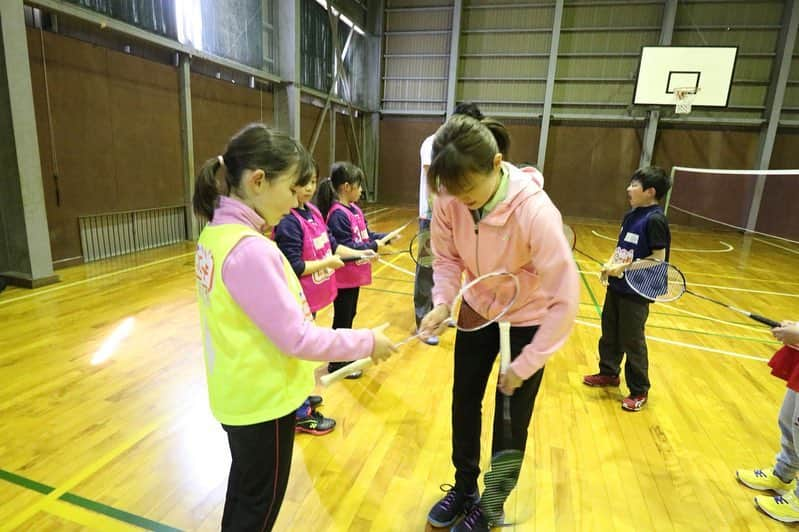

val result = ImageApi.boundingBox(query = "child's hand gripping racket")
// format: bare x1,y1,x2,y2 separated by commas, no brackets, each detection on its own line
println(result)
318,323,397,386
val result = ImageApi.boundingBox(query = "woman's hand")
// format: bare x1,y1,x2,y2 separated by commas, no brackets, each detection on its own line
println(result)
370,323,398,363
419,304,451,338
498,366,523,396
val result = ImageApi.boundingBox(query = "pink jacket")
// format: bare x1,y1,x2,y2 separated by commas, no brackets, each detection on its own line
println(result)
431,163,579,379
211,196,374,361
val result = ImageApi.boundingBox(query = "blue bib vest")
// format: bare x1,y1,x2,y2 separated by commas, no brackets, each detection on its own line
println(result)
608,205,668,298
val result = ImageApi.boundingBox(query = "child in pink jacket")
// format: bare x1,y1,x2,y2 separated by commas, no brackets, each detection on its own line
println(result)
419,115,579,531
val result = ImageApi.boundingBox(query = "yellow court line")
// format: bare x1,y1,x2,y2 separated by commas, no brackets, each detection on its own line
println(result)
0,253,195,307
2,418,164,531
43,499,141,531
373,252,408,276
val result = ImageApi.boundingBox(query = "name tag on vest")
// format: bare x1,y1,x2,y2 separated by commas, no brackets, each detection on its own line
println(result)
624,232,640,245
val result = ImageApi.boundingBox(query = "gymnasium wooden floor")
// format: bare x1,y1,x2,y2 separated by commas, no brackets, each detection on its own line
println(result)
1,205,797,531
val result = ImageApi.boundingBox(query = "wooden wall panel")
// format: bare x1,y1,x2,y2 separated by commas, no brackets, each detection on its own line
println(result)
504,121,540,166
107,53,182,211
771,130,799,169
544,124,643,220
190,75,273,177
652,127,760,171
378,116,442,205
300,103,331,176
27,29,182,263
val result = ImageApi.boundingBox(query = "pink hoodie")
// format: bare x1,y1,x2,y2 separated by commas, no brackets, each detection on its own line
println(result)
211,196,374,361
431,163,579,379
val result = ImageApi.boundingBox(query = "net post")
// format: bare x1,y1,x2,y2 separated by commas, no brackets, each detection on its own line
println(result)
664,166,676,215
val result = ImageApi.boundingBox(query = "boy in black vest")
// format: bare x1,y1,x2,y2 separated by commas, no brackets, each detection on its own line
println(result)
583,166,671,411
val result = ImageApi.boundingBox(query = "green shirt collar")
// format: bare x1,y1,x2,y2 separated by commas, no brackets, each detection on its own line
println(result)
482,166,509,215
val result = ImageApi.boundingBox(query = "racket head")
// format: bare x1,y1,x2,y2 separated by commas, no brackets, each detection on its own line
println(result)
482,448,523,523
409,230,433,268
562,223,576,250
452,272,520,332
624,259,686,302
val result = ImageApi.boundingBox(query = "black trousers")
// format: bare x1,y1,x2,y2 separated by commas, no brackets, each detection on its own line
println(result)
220,412,296,532
597,289,651,396
451,322,543,494
329,287,360,371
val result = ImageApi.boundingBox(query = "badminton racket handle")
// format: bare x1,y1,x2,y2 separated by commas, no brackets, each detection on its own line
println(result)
319,358,373,386
499,321,511,373
750,313,781,328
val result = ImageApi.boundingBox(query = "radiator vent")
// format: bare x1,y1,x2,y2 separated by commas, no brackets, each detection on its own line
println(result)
78,206,187,262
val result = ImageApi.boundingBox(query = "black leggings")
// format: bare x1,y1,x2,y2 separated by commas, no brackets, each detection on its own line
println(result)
329,287,360,372
451,322,544,493
221,412,296,532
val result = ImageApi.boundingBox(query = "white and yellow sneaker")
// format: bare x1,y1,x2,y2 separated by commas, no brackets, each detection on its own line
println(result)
736,468,796,495
755,492,799,523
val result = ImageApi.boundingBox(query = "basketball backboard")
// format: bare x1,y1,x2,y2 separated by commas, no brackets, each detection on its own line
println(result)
633,46,738,108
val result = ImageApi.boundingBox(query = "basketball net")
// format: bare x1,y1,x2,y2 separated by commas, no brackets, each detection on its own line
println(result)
675,87,697,114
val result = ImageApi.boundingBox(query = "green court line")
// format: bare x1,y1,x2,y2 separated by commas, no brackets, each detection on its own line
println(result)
0,469,182,532
362,286,413,297
579,269,603,318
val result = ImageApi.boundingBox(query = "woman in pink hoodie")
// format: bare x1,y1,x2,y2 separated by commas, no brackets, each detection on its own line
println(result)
420,115,580,531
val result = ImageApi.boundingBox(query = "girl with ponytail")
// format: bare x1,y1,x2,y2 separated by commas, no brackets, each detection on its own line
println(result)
313,162,394,377
192,124,396,531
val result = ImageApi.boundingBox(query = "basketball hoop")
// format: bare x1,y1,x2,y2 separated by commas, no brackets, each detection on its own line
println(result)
674,87,698,114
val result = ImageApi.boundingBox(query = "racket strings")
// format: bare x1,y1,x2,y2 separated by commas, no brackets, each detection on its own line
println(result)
625,261,686,302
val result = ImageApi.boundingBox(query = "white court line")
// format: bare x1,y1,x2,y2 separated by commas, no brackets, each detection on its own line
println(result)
0,252,195,307
377,258,416,277
668,205,799,246
686,282,799,299
658,303,773,334
362,207,391,217
575,319,770,362
754,237,799,256
591,229,733,253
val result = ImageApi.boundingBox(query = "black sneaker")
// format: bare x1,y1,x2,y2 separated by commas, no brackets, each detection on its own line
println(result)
295,409,336,435
427,484,479,527
308,395,323,409
452,503,490,532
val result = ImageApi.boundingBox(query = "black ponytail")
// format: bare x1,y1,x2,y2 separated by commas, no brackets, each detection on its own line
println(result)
192,123,308,222
314,178,338,220
482,117,510,161
313,161,365,219
193,158,223,221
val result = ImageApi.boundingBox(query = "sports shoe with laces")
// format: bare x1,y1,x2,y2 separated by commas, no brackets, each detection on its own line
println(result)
755,492,799,523
451,502,490,532
583,373,620,387
621,394,648,411
295,407,336,435
737,468,796,494
427,484,479,528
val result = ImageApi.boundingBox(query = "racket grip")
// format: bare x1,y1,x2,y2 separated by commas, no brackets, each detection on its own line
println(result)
499,321,511,373
319,358,373,386
750,313,781,328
